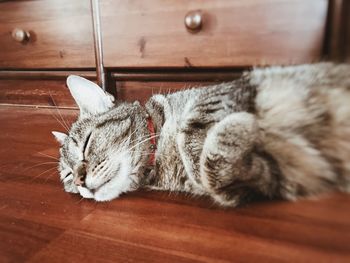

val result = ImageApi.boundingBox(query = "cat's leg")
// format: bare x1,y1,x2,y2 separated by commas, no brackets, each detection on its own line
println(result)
200,112,278,206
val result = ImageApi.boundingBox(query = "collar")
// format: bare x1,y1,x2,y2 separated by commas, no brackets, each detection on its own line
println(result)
147,116,157,166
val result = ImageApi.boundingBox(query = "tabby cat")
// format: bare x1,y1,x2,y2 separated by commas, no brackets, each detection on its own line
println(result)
53,63,350,206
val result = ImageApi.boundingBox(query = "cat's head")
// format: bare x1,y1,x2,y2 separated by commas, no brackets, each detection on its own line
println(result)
52,76,151,201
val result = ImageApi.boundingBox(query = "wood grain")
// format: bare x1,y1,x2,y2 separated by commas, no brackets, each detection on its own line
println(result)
111,71,243,81
345,1,350,62
115,81,220,104
325,0,348,61
101,0,328,68
0,0,95,69
1,105,350,262
112,70,242,103
0,79,77,108
0,70,96,80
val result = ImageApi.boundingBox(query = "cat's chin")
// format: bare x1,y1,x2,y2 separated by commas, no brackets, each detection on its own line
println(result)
76,173,135,202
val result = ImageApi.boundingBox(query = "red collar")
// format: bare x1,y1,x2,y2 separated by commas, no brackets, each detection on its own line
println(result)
147,116,157,165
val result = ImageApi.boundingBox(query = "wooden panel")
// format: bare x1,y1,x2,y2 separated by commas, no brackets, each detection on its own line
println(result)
325,0,349,61
345,2,350,62
0,70,96,80
0,71,97,108
115,81,215,104
111,71,242,81
0,0,95,69
0,79,77,108
1,105,350,262
101,0,328,68
113,71,242,103
115,78,238,104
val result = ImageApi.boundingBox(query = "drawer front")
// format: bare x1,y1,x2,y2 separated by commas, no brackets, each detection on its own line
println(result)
0,79,77,108
0,0,95,69
101,0,328,68
112,71,241,103
115,81,214,104
0,71,96,108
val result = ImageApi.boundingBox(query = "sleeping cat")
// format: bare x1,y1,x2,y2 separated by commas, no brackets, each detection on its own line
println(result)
53,63,350,206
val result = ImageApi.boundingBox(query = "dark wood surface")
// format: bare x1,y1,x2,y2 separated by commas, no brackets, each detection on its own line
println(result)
101,0,328,68
0,0,95,69
345,1,350,62
1,105,350,262
325,0,349,61
115,81,219,104
0,79,77,108
0,71,96,80
111,70,243,102
0,72,97,108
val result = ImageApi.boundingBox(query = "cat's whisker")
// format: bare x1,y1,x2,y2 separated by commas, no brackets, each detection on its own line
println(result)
44,170,58,183
30,166,58,182
50,109,69,132
23,161,57,172
115,122,144,150
129,150,166,158
48,90,70,131
124,132,157,148
127,134,160,152
122,123,143,145
119,120,159,150
36,152,59,161
76,197,84,203
118,130,154,152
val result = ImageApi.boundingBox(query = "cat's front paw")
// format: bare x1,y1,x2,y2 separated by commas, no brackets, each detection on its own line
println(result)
77,186,94,199
200,112,259,189
199,112,267,206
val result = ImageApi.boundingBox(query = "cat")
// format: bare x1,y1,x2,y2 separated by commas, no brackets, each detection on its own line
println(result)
53,63,350,206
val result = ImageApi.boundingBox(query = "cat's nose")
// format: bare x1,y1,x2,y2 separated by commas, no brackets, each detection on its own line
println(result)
74,163,87,186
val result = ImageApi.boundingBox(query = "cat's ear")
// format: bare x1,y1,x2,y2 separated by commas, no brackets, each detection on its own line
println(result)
52,131,67,145
66,75,115,117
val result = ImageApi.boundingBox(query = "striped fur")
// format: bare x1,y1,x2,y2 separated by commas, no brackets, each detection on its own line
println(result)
53,63,350,206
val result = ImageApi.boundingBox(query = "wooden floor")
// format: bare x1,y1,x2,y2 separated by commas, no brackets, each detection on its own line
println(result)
1,105,350,263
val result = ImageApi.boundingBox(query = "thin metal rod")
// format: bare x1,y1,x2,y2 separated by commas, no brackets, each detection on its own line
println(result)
91,0,106,90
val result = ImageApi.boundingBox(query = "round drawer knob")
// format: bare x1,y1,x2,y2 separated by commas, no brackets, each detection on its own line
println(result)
184,10,202,32
11,28,30,43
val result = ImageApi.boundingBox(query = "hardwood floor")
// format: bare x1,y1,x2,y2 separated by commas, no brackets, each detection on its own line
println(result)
1,105,350,262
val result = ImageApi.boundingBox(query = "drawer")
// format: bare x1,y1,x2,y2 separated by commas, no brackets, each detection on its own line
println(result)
0,79,76,107
0,0,95,69
115,81,212,104
0,71,96,108
101,0,328,68
112,71,241,104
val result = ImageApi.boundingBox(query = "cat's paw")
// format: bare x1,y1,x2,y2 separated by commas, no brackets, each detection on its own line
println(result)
77,186,94,199
206,112,258,156
199,112,261,201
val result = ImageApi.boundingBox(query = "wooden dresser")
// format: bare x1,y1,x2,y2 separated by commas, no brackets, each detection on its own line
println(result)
0,0,349,107
1,1,350,262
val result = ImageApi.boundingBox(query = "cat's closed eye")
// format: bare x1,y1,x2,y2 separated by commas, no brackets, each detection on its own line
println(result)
64,171,72,179
83,132,92,159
